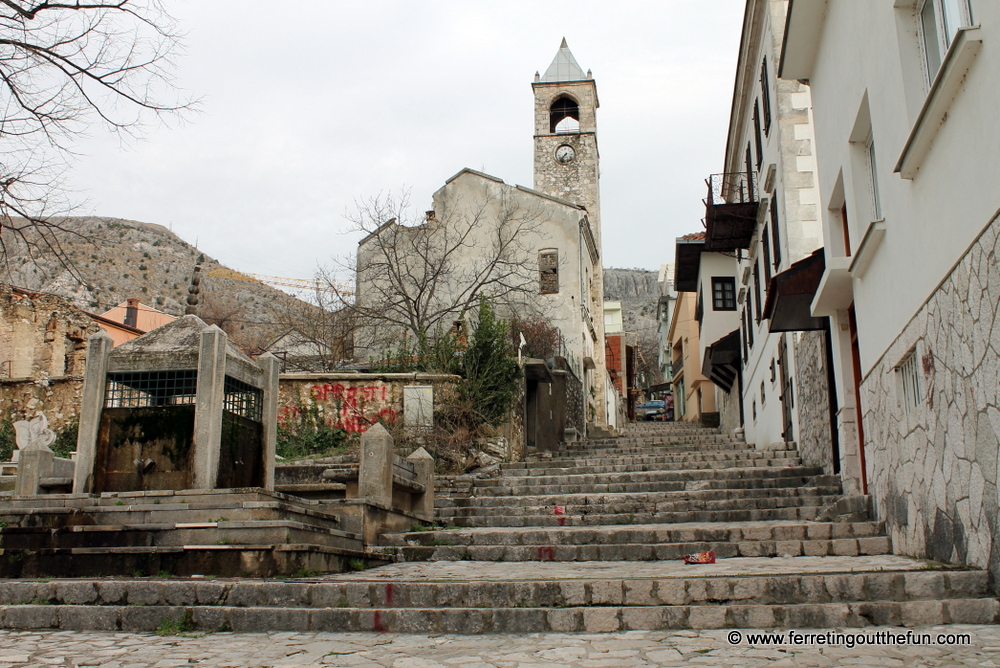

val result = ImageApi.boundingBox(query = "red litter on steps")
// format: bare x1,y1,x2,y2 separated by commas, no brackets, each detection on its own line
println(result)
554,505,566,526
683,550,716,564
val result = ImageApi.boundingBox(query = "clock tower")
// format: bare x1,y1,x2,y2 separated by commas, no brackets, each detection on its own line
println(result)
532,39,602,245
533,40,608,430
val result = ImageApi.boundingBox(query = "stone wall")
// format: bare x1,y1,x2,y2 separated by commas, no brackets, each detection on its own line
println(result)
794,329,835,473
862,210,1000,579
0,285,99,381
0,377,84,434
718,386,741,438
278,373,459,435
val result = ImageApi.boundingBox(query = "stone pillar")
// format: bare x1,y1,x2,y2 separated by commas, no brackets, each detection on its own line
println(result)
359,422,393,509
407,447,435,520
258,352,280,491
73,331,114,494
192,325,227,489
14,449,54,496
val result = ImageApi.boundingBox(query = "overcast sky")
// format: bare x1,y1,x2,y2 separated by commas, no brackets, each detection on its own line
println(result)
66,1,744,280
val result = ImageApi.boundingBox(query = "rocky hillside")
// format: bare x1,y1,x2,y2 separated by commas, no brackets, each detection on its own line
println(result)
1,217,319,351
603,267,663,385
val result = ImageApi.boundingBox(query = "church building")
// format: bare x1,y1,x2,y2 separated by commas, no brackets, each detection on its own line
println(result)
355,40,614,433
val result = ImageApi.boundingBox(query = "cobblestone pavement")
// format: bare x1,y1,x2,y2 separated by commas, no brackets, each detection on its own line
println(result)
3,625,1000,667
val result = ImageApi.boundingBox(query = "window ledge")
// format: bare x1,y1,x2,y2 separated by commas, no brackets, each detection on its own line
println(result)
811,255,853,317
849,220,886,278
895,26,982,179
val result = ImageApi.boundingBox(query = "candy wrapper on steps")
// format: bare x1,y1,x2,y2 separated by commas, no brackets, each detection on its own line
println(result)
683,550,716,564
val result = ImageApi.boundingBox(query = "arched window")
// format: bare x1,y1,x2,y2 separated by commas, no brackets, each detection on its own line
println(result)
549,96,580,134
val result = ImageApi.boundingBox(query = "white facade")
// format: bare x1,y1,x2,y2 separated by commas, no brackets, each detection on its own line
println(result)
783,0,1000,574
696,0,833,462
356,168,601,384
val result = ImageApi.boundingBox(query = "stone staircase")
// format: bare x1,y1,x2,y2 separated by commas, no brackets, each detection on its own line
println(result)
0,488,373,578
0,421,996,634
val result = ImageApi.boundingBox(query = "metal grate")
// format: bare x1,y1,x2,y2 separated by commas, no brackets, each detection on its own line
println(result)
105,370,198,408
224,375,263,422
898,350,921,413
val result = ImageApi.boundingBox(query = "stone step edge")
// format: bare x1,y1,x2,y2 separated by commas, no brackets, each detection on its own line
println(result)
3,599,996,634
0,543,367,556
0,568,981,605
3,521,359,540
384,536,892,559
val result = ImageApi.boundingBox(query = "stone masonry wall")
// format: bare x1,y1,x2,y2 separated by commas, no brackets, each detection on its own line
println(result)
718,386,741,438
278,373,459,436
794,329,835,473
0,377,84,435
862,210,1000,578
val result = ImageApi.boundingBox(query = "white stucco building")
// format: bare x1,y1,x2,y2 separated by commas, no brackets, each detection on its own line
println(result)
355,41,616,432
783,0,1000,575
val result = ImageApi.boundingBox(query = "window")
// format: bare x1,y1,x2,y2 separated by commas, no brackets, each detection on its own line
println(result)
741,315,749,362
760,58,772,135
752,100,763,169
745,298,755,348
866,136,882,220
745,143,754,192
105,370,197,408
752,261,763,323
760,380,766,406
539,250,559,294
918,0,975,85
695,292,704,325
712,277,737,311
762,226,772,286
897,348,922,412
770,199,782,269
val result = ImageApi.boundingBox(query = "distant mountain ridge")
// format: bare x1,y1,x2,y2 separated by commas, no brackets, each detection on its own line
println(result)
1,216,314,349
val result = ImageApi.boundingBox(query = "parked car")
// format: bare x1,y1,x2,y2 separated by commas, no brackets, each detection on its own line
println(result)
635,399,666,421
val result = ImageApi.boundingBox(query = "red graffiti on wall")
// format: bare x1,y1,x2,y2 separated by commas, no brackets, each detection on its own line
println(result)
305,384,396,434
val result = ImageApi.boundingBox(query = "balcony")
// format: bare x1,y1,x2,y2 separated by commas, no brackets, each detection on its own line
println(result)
703,172,759,252
670,355,684,380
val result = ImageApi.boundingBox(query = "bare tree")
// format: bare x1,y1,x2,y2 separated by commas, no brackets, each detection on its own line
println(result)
341,187,548,361
0,1,190,279
263,280,356,372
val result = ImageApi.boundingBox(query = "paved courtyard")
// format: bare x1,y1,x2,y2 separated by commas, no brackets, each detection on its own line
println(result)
3,625,1000,667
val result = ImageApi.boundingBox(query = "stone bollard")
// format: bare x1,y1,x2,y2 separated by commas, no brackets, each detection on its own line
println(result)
407,447,435,520
13,415,57,496
359,423,394,510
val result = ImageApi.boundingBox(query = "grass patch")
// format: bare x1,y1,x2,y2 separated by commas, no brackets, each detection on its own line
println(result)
347,559,367,572
156,610,196,636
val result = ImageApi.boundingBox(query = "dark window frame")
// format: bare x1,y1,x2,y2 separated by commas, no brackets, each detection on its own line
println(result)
753,99,764,170
770,198,782,270
761,57,773,135
711,277,737,311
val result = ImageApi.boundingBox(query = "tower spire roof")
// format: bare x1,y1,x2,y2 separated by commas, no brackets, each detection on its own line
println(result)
540,38,588,83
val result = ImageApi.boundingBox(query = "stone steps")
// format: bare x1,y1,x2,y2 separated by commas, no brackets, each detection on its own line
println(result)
439,504,834,527
438,488,843,512
388,535,891,562
0,520,361,552
387,520,886,546
0,488,370,578
502,454,802,475
471,468,830,492
0,558,994,633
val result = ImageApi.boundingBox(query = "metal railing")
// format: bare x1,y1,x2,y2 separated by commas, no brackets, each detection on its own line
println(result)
704,171,758,207
670,356,684,379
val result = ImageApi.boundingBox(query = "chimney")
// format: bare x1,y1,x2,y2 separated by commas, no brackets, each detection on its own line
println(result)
124,298,139,328
425,210,436,222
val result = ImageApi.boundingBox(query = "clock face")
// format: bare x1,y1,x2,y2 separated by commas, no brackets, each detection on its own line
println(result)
555,145,576,164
